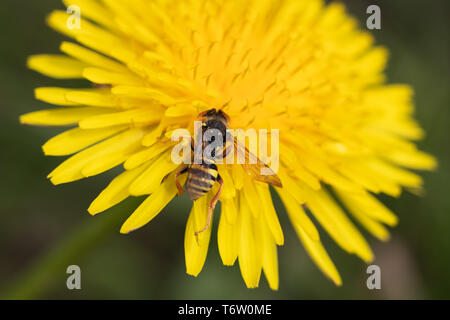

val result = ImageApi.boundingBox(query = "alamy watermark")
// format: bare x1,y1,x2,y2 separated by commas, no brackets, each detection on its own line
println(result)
366,264,381,290
66,265,81,290
366,5,381,30
66,5,81,30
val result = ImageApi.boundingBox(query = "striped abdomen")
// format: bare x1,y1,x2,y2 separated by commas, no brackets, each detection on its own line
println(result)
186,161,219,201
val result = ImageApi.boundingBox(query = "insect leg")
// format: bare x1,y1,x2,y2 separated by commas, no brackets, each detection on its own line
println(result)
175,167,189,195
195,175,223,237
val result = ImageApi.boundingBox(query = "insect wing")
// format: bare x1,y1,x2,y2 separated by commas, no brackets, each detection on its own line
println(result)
233,138,282,188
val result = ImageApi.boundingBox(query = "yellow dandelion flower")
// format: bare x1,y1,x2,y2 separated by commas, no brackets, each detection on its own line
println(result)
21,0,436,290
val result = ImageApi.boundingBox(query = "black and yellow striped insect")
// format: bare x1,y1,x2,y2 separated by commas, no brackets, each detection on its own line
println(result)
175,108,282,236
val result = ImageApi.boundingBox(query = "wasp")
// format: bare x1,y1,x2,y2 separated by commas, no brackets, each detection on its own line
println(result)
175,108,282,236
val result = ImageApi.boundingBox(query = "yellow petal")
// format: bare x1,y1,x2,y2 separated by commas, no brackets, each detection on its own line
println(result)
293,147,363,193
217,166,236,199
111,86,178,105
242,177,260,218
43,126,126,156
48,128,144,184
88,163,149,215
120,172,182,234
79,108,162,129
296,226,342,286
20,107,108,126
259,216,279,291
351,213,391,241
280,146,320,190
62,0,116,30
231,165,244,190
60,42,128,73
386,149,437,171
293,165,321,191
336,161,382,194
81,151,133,178
165,105,196,117
336,190,398,227
47,11,125,62
363,160,402,197
307,189,374,262
217,208,239,266
221,197,238,225
278,170,308,204
83,68,145,86
369,159,423,189
354,46,388,76
255,184,284,245
124,142,173,170
129,151,179,196
78,33,136,64
35,87,78,106
65,90,117,108
278,190,319,242
27,55,88,79
185,194,213,276
238,192,262,288
142,125,164,146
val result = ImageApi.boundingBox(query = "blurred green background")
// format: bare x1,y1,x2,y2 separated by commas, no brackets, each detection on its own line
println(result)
0,0,448,299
